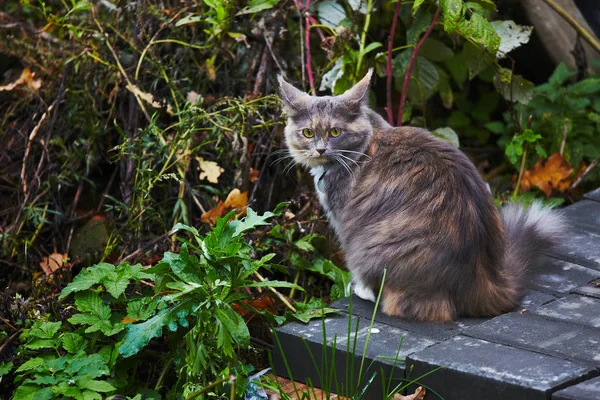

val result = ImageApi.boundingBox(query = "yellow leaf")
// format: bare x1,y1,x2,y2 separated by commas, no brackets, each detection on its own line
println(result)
197,157,224,184
0,68,42,92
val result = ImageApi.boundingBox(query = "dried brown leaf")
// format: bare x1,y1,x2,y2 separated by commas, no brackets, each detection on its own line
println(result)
520,153,573,197
201,189,248,225
39,252,67,275
393,386,426,400
197,157,224,184
0,68,42,92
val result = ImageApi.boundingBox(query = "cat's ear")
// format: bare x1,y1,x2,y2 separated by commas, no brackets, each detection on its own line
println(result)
339,68,373,108
278,75,310,115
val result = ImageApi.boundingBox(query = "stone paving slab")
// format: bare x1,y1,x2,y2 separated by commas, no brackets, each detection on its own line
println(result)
584,187,600,202
532,294,600,328
528,256,600,295
548,229,600,270
331,295,488,341
573,280,600,299
519,289,557,308
553,376,600,400
465,312,600,367
560,200,600,232
406,336,598,400
273,312,436,398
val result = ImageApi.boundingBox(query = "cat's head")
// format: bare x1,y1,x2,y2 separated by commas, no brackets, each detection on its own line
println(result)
278,69,374,168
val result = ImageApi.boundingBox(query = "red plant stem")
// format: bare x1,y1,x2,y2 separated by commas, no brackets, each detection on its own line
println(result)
304,0,316,95
386,0,403,125
397,6,440,126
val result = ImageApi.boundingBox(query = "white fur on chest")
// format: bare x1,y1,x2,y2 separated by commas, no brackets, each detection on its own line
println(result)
310,166,341,234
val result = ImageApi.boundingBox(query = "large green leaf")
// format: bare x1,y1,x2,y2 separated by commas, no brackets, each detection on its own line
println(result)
231,208,275,237
441,0,463,34
68,292,124,336
119,299,195,357
215,307,250,349
393,50,440,104
13,385,53,400
62,333,87,354
493,68,534,104
458,12,500,54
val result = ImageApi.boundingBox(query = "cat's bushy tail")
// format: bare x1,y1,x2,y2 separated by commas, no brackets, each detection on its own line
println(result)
500,201,566,294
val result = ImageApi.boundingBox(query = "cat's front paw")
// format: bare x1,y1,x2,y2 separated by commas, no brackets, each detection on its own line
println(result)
353,279,376,302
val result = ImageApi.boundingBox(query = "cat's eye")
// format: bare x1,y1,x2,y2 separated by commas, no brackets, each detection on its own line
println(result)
302,128,314,138
330,127,342,137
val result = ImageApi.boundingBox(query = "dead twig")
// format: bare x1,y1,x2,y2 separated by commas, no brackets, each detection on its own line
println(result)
560,118,568,156
570,156,600,190
118,228,179,264
0,329,22,356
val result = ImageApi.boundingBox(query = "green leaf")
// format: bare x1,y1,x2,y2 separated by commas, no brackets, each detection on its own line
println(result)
407,9,433,44
120,299,195,357
62,333,87,354
68,292,124,336
175,14,202,26
245,280,304,291
360,42,382,58
491,20,532,58
28,321,62,339
231,208,275,237
24,339,58,350
236,0,280,15
570,78,600,95
66,354,110,379
419,38,454,62
215,307,250,349
433,127,460,147
412,0,426,15
393,50,439,104
441,0,463,34
485,121,505,134
15,357,45,373
82,391,103,400
0,361,12,376
458,12,500,54
76,377,116,392
59,263,112,299
13,385,53,400
493,68,534,104
548,63,574,87
438,72,454,108
290,298,339,323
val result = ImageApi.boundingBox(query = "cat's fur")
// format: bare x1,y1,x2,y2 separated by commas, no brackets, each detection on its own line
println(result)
278,69,565,322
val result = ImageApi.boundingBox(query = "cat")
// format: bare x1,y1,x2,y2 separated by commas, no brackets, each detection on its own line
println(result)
278,69,565,322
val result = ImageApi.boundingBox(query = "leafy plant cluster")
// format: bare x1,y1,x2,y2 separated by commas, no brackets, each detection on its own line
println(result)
1,206,345,398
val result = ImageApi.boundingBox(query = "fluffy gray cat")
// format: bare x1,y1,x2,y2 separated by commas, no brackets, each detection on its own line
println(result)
278,69,565,322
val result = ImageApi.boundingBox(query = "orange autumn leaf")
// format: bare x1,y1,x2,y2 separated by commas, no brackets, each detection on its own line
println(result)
519,153,573,197
201,188,248,225
121,316,136,324
39,252,68,275
233,296,275,320
0,68,42,92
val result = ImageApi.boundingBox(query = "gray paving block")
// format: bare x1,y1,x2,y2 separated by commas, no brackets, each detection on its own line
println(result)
532,294,600,328
331,295,488,341
553,376,600,400
549,229,600,270
573,280,600,299
519,289,557,309
466,312,600,367
560,200,600,232
273,312,438,398
584,187,600,203
406,336,598,400
527,256,600,295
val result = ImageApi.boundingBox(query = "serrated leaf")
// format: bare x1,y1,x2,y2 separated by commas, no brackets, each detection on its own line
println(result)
24,339,58,350
15,357,45,373
120,299,195,357
570,78,600,95
13,385,53,400
66,354,110,379
59,264,109,299
62,333,87,354
0,361,12,376
28,321,62,339
75,377,116,392
491,20,532,58
441,0,463,34
68,292,124,336
407,9,433,44
215,307,250,349
548,63,574,87
231,208,275,236
458,12,500,54
393,50,440,104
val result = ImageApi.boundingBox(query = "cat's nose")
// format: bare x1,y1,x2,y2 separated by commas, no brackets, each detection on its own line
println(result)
316,148,326,155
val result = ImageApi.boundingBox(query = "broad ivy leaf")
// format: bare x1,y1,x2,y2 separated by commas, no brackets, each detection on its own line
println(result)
491,20,532,59
119,299,195,357
62,333,87,354
13,385,53,400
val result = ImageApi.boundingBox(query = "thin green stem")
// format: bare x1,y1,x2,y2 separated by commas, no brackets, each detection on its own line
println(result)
356,0,375,75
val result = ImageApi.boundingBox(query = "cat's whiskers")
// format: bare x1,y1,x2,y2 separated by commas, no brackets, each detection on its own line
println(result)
335,153,361,169
338,149,372,161
333,154,356,181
